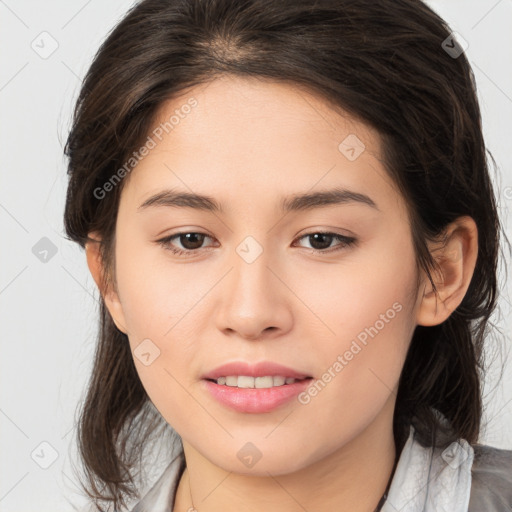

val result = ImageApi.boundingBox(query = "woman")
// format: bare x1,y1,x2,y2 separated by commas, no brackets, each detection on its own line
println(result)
63,0,512,510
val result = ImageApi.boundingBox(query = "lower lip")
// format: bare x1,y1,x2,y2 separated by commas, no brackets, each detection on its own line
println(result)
202,378,313,413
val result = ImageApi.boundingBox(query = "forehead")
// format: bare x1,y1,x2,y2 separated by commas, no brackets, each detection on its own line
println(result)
120,75,400,216
149,74,381,154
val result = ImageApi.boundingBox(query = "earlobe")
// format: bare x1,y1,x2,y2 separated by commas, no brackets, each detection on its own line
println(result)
85,232,129,334
416,216,478,327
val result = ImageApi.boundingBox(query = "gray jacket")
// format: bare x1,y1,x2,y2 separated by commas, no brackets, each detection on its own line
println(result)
131,425,512,511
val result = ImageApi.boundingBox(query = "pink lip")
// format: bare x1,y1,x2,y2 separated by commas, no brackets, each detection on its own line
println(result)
202,378,313,413
201,361,313,413
202,361,311,380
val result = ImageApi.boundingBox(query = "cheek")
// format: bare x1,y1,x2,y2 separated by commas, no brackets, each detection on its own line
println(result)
292,233,417,407
115,234,203,338
112,237,204,413
295,229,416,351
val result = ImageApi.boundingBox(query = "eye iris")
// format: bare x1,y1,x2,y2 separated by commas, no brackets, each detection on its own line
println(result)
180,233,205,250
309,233,333,250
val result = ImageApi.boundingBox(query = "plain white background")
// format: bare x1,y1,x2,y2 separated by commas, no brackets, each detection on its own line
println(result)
1,0,511,510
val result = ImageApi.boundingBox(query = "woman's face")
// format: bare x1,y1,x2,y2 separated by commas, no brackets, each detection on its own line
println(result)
104,75,425,474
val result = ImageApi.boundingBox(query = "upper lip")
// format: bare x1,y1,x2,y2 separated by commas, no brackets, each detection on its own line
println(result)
202,361,312,380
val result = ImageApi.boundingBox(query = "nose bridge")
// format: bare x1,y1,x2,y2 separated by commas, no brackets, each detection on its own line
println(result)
230,234,277,308
215,234,292,339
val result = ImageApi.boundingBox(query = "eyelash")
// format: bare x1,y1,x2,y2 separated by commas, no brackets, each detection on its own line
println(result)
156,231,357,257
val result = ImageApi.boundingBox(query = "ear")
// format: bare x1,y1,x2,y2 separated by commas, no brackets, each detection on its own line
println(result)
85,231,128,334
416,216,478,327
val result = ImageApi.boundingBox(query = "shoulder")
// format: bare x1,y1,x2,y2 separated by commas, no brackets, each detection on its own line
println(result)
468,443,512,511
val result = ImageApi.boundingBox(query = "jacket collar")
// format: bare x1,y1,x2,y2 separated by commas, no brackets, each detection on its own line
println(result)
382,424,474,512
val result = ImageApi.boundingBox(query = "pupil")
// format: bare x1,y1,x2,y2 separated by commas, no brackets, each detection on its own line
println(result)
309,233,333,250
181,233,205,250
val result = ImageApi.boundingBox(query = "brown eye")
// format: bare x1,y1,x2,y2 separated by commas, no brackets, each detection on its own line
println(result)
306,233,335,250
175,233,207,250
157,232,215,256
295,232,357,253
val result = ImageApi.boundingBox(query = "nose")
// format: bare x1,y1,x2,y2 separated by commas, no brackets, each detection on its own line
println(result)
214,246,293,341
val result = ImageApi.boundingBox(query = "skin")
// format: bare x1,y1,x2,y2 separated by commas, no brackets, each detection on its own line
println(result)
86,74,478,511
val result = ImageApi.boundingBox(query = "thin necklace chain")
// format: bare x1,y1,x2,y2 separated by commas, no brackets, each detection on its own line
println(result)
372,492,388,512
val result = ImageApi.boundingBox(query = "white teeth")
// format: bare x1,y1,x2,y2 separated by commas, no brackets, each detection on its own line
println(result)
215,375,299,388
238,376,255,388
225,376,238,386
272,376,286,386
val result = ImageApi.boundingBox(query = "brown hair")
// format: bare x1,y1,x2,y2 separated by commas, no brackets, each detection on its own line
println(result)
63,0,508,509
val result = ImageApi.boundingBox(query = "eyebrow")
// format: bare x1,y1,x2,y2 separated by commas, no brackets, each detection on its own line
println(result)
137,187,379,213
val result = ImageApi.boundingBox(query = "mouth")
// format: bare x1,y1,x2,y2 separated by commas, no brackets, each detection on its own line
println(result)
201,361,314,413
205,375,312,388
202,360,312,382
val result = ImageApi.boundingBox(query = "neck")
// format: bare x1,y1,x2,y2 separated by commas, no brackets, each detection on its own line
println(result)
174,402,397,512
